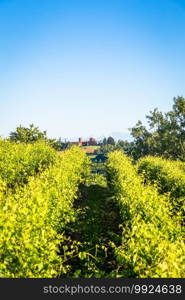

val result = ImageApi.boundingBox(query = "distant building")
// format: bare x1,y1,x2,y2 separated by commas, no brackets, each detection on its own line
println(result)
88,137,96,145
71,137,97,146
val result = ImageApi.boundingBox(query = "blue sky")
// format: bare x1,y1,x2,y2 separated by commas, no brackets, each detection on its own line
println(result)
0,0,185,140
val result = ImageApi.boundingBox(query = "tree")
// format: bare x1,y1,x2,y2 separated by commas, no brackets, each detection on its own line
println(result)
117,140,135,156
107,136,115,145
47,138,62,150
102,138,107,145
130,96,185,161
10,124,47,143
9,124,65,150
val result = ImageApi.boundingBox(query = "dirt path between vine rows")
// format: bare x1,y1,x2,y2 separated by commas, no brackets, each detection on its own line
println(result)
64,176,122,278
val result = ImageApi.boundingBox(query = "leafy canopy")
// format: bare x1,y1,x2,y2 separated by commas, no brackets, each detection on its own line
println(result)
9,124,47,143
130,96,185,161
9,124,63,150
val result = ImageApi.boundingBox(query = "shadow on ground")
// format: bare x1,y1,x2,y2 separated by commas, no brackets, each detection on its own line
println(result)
62,181,123,278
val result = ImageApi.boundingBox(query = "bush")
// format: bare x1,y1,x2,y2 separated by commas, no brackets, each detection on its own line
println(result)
137,156,185,219
0,140,57,189
0,146,90,277
106,151,185,277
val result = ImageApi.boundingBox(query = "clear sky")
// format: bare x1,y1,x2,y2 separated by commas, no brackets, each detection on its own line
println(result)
0,0,185,140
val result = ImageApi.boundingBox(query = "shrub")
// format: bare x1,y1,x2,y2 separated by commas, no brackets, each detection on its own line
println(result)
137,156,185,218
106,151,185,277
0,146,90,277
0,140,57,189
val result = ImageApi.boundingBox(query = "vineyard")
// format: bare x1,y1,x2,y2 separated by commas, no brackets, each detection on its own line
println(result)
0,141,184,278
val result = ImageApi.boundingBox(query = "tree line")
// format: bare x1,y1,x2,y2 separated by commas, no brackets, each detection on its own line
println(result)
2,96,185,161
